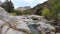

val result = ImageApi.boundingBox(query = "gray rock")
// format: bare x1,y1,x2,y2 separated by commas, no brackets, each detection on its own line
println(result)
0,7,30,34
16,20,31,33
28,15,44,21
0,20,4,27
56,33,60,34
36,21,55,34
2,25,30,34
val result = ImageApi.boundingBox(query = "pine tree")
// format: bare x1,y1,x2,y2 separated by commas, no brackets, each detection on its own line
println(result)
1,0,14,13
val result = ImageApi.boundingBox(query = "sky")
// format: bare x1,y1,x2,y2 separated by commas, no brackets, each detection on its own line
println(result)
1,0,47,8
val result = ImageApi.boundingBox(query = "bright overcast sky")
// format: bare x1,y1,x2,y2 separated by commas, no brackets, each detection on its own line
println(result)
1,0,47,8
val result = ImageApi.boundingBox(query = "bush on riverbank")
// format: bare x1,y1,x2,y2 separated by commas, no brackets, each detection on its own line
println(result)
41,7,52,20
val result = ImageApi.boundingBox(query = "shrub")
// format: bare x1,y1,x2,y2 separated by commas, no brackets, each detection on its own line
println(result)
10,12,17,16
30,31,34,34
14,10,22,15
10,10,22,16
41,7,52,20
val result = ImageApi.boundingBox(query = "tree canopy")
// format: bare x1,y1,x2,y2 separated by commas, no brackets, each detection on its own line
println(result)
1,0,14,13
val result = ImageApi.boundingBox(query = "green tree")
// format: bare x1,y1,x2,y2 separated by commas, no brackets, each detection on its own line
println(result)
14,10,22,15
1,0,14,13
42,7,52,20
10,10,22,16
33,4,43,15
49,0,60,25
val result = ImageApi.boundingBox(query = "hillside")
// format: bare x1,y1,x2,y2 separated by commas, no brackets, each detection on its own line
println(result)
16,6,31,12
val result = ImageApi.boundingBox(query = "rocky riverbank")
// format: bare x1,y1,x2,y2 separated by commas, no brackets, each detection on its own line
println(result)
0,7,60,34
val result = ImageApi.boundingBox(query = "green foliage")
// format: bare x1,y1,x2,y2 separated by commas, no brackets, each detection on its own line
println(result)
49,0,60,25
10,12,17,16
34,9,42,15
1,0,14,13
22,11,29,15
33,4,43,15
10,10,22,16
50,0,60,15
22,10,34,15
30,31,34,34
14,10,22,15
42,7,52,20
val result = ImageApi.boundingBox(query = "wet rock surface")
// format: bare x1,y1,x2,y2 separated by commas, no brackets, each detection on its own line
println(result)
28,24,40,34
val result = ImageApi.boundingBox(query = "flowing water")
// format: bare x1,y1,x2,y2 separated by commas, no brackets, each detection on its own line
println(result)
28,20,40,34
28,24,40,34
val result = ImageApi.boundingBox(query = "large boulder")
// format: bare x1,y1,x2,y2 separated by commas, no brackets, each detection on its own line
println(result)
35,21,55,34
2,26,29,34
28,15,49,23
28,15,44,20
15,16,34,25
6,28,28,34
16,20,31,33
0,7,31,34
0,20,4,27
0,20,4,34
56,33,60,34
